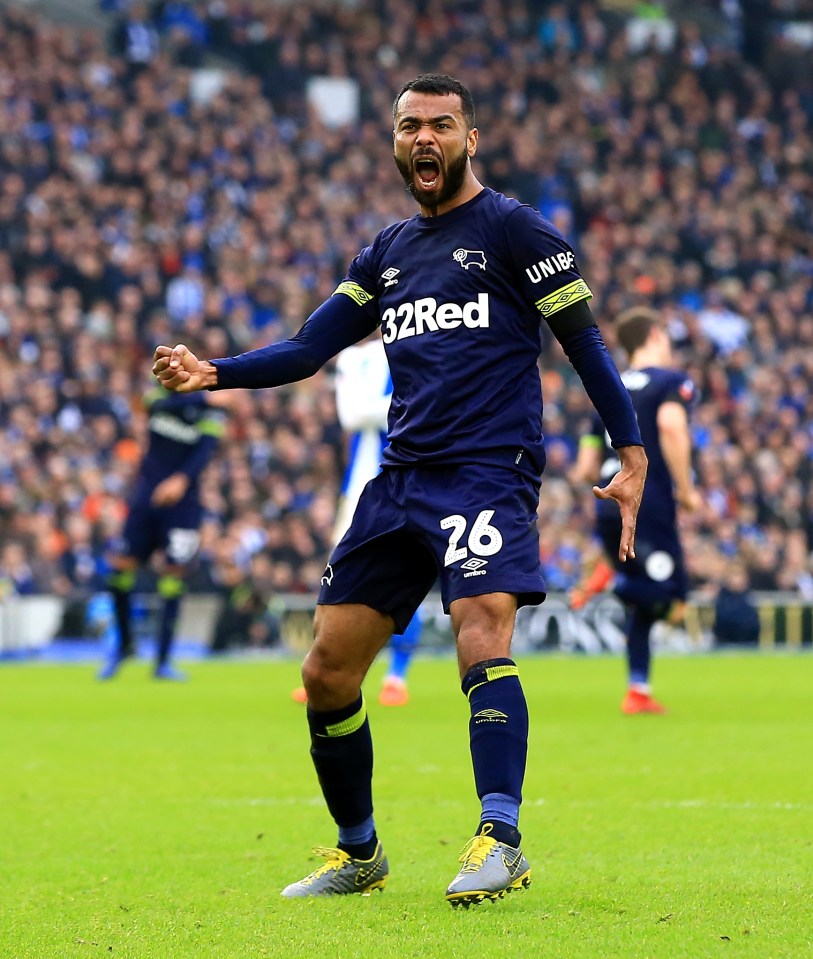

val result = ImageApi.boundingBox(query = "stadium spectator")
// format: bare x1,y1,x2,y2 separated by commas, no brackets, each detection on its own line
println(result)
0,541,37,596
713,561,761,646
208,550,282,653
110,1,161,78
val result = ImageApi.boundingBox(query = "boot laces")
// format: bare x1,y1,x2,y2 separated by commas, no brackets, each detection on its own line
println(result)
300,846,350,885
457,823,497,874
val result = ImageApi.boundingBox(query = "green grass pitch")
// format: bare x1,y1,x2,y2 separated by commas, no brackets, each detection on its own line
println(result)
1,653,811,959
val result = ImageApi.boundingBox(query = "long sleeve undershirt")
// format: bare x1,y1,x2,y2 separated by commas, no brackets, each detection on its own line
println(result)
556,325,642,449
211,294,376,390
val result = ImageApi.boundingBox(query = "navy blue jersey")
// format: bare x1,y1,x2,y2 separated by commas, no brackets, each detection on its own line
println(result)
130,390,225,507
593,367,695,527
335,188,592,476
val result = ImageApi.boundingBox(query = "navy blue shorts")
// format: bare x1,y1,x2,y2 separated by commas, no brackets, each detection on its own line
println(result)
597,509,687,617
318,465,546,632
121,501,202,567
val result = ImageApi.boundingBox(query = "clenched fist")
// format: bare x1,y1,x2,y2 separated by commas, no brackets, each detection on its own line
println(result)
152,344,218,392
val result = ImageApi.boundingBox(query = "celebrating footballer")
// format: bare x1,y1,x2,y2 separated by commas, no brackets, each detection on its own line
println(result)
153,74,647,906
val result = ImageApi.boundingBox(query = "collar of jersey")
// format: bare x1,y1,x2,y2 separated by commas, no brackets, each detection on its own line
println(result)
413,187,490,229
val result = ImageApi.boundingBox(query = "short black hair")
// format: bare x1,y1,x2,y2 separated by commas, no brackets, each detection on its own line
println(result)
393,74,476,130
615,307,661,356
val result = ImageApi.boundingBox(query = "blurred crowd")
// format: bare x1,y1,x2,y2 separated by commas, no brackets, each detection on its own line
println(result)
1,0,813,630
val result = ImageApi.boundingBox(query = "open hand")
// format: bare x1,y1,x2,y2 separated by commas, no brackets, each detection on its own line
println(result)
592,445,648,562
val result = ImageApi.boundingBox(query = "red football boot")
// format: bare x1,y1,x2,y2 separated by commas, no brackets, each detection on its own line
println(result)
621,688,667,715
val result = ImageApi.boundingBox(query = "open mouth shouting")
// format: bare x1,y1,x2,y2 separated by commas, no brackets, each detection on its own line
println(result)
395,140,469,211
413,154,441,192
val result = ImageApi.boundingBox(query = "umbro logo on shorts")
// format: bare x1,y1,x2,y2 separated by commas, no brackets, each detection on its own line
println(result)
461,557,489,578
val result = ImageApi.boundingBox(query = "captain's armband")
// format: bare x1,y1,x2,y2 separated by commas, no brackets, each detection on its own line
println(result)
334,281,375,308
535,279,593,319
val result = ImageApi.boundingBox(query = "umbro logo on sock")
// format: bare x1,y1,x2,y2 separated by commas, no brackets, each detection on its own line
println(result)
473,709,508,723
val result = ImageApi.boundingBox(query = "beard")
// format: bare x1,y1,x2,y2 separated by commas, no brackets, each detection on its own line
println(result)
394,146,470,211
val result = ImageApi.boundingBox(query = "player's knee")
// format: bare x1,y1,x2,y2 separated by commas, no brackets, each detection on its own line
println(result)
454,593,515,634
301,643,358,702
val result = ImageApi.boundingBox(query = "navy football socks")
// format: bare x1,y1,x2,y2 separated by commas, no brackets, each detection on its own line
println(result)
156,575,184,668
627,606,656,687
108,570,135,657
461,658,528,845
307,694,378,860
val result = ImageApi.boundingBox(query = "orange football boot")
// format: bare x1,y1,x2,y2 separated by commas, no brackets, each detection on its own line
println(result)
621,688,667,715
378,677,409,707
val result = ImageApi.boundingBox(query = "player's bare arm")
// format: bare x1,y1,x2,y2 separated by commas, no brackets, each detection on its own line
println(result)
592,443,648,561
657,401,701,512
150,472,190,507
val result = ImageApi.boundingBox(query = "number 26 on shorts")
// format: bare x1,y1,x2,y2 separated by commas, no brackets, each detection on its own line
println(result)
440,510,503,567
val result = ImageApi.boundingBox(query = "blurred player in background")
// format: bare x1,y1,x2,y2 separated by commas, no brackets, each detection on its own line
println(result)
292,336,421,707
98,388,226,681
572,307,700,714
153,74,647,906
